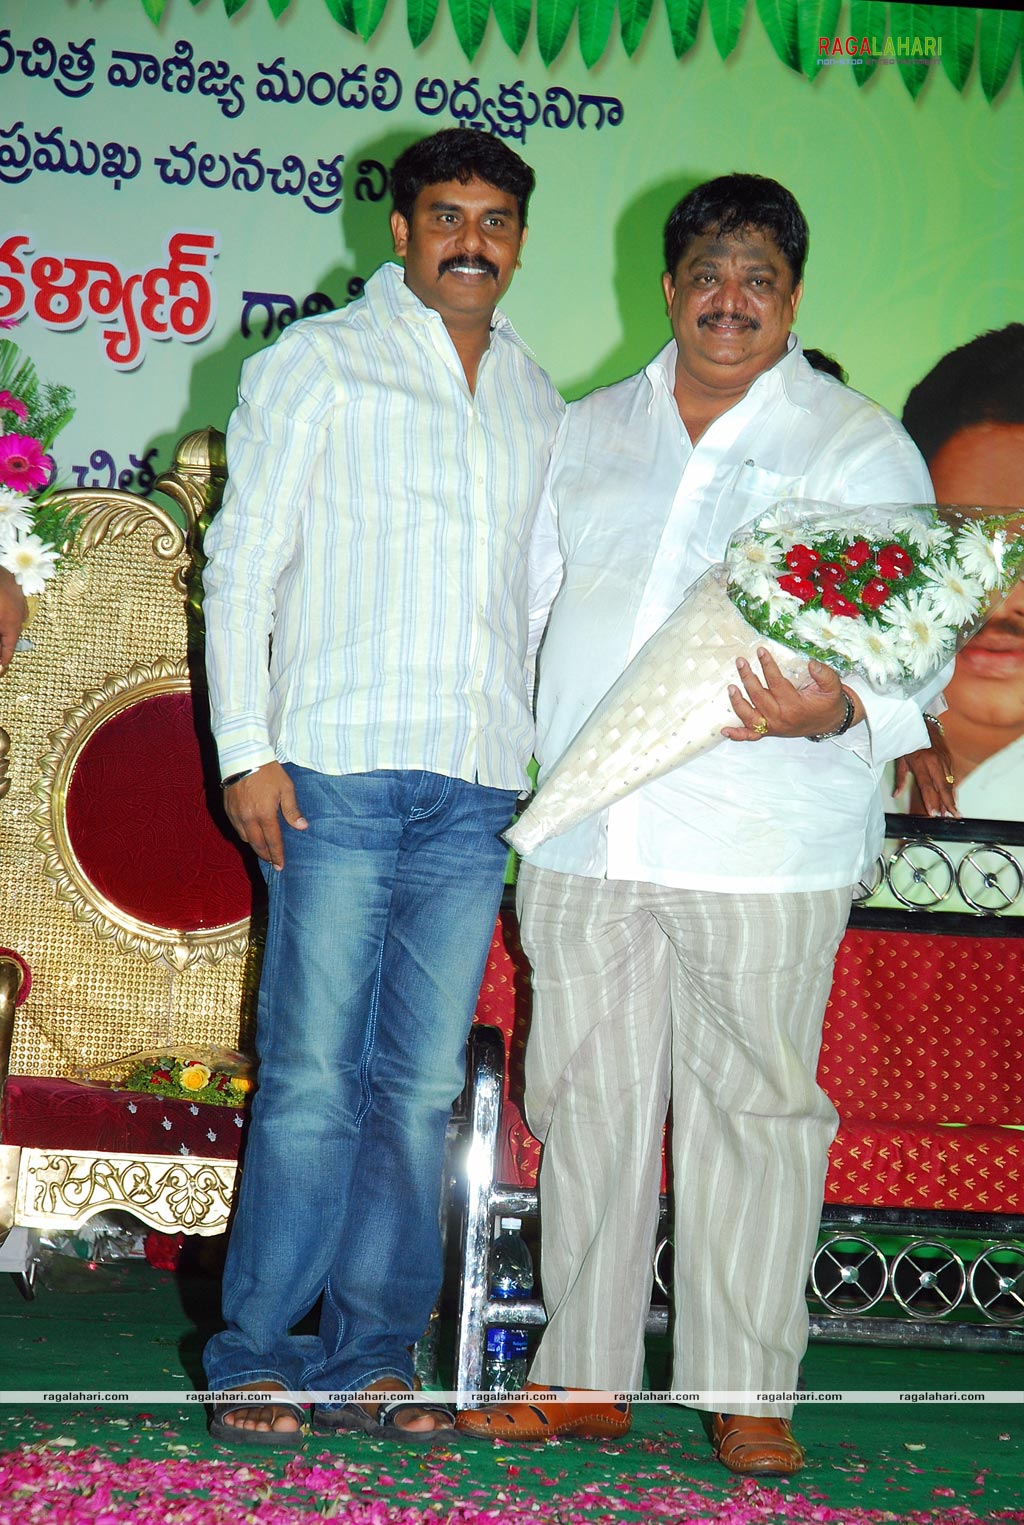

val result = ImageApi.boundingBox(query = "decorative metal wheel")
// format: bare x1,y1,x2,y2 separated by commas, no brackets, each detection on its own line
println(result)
853,856,886,903
809,1235,887,1313
890,1240,966,1318
886,841,955,909
968,1244,1024,1323
652,1235,673,1298
956,847,1024,913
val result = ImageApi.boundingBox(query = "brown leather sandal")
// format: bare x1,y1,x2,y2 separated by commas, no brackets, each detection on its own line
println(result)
456,1384,632,1441
711,1413,805,1475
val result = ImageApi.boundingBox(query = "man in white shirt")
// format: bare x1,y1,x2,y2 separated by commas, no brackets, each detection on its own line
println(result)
457,175,941,1472
201,129,563,1445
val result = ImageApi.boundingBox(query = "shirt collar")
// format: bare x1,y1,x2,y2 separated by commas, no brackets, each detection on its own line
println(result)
643,332,811,417
362,261,534,355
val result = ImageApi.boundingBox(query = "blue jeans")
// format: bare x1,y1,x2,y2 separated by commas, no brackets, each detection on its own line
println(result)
203,767,517,1394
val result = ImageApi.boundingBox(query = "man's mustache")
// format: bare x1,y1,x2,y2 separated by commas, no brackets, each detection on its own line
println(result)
438,255,500,280
697,311,760,331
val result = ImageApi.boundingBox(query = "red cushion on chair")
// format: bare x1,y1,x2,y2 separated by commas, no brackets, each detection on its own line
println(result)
2,1075,245,1160
65,690,254,932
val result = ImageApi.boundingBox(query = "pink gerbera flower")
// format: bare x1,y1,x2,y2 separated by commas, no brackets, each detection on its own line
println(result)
0,433,52,491
0,390,27,421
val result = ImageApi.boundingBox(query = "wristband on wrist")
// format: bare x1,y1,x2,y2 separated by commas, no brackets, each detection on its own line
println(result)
808,689,856,743
221,767,260,789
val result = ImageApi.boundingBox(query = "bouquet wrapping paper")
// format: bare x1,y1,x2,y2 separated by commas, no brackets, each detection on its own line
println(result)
507,501,1023,857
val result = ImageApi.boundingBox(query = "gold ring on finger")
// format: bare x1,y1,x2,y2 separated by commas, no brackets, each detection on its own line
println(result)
752,716,769,738
945,773,956,784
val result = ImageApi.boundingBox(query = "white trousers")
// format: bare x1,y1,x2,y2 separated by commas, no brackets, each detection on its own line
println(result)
517,865,851,1417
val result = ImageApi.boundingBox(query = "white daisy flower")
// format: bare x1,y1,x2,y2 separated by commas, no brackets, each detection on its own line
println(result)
1,532,59,595
921,557,987,625
763,578,803,619
0,487,33,538
727,536,784,579
879,590,954,680
834,620,904,689
790,607,851,651
884,511,952,555
953,522,1003,591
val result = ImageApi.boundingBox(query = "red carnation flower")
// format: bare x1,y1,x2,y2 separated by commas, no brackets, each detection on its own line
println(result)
876,544,914,580
861,579,891,609
785,544,821,576
778,573,817,604
822,590,860,619
814,561,846,586
845,540,872,568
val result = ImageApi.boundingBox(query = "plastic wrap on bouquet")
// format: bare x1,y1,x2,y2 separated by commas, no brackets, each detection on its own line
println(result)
508,500,1024,857
506,568,808,856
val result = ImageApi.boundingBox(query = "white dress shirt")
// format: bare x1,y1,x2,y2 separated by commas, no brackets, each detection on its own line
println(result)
526,337,942,892
203,263,564,789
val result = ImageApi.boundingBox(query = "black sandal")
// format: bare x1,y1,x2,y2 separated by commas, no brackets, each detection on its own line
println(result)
314,1396,456,1442
208,1397,307,1449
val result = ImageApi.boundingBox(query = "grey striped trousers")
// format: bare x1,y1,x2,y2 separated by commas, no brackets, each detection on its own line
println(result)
517,864,852,1418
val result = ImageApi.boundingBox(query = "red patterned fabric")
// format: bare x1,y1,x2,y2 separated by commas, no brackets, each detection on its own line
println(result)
824,1120,1023,1212
2,1075,245,1160
65,691,254,931
821,929,1024,1125
470,916,1024,1215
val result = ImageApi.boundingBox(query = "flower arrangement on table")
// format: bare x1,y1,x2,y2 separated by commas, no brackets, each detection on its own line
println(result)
507,500,1024,856
84,1045,256,1108
0,333,76,594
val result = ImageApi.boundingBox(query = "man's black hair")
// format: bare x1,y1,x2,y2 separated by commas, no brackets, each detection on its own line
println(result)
902,324,1024,464
663,174,809,285
804,348,848,385
391,128,535,226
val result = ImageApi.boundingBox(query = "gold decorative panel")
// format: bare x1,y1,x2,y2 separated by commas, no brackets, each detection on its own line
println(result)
0,430,262,1079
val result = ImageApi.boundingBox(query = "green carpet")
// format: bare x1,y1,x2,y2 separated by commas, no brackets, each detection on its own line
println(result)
0,1257,1020,1524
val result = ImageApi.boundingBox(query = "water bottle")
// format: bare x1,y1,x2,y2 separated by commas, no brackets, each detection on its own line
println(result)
483,1216,534,1391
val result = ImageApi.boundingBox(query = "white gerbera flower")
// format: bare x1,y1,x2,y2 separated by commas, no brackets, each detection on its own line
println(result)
834,620,904,689
884,511,952,555
0,487,33,538
727,535,783,578
762,578,803,619
0,532,59,595
953,522,1003,591
790,607,851,651
879,589,954,680
921,557,987,625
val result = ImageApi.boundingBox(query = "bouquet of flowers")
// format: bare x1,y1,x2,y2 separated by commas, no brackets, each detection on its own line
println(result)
506,500,1024,856
0,334,76,593
81,1044,255,1108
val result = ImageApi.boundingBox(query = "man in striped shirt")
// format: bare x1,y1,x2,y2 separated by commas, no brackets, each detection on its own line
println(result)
202,129,563,1445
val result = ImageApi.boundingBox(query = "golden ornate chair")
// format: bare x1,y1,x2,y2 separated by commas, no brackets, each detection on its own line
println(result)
0,429,263,1291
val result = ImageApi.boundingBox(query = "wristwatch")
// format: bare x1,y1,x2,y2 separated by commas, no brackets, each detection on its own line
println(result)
808,690,856,743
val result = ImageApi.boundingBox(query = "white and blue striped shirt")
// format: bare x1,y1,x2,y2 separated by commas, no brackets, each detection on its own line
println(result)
203,262,563,790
